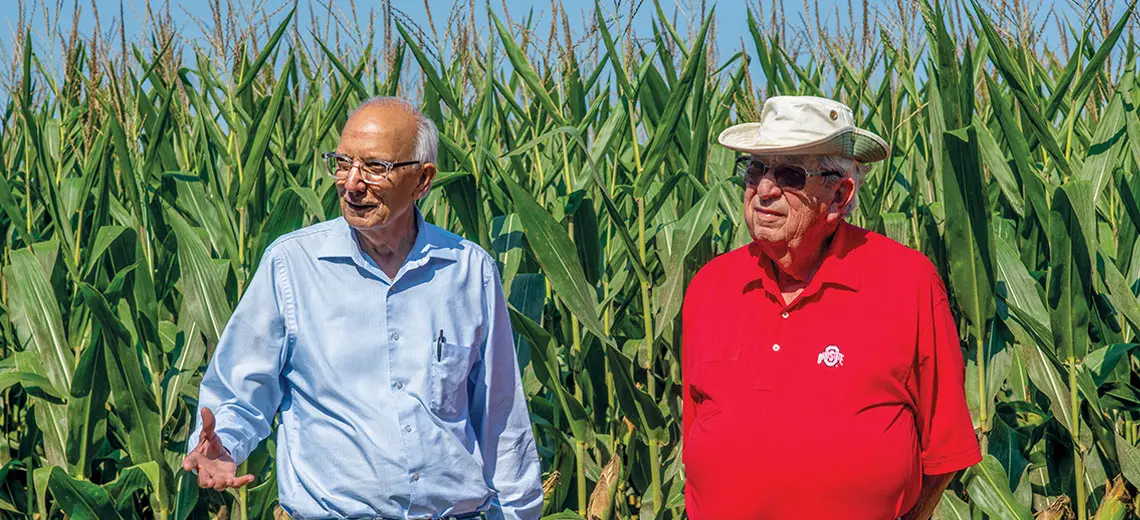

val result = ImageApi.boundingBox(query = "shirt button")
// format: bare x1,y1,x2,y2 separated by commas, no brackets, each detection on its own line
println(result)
390,332,400,341
394,382,404,390
404,425,412,433
772,344,781,352
781,312,789,319
411,473,420,481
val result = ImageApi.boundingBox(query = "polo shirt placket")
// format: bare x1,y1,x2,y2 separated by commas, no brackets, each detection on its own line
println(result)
745,243,856,396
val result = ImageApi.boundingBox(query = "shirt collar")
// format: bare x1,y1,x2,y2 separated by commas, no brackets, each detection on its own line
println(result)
809,221,861,291
317,207,459,266
747,221,862,298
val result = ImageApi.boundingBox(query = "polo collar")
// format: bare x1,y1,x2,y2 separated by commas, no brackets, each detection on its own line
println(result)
806,221,861,292
748,221,862,300
317,207,459,266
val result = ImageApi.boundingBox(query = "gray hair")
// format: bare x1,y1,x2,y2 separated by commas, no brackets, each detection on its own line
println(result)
350,96,439,164
818,156,869,219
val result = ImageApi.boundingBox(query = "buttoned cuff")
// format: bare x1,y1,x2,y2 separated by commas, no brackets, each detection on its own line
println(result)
215,431,249,465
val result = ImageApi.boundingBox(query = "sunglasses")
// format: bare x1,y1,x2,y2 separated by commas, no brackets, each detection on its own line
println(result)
734,156,843,190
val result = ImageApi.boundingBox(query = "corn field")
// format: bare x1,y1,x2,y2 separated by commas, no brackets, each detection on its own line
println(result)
0,0,1139,518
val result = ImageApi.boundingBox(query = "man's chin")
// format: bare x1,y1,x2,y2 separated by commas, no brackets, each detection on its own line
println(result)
748,222,787,243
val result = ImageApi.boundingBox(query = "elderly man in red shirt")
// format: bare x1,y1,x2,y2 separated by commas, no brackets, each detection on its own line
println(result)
682,96,981,519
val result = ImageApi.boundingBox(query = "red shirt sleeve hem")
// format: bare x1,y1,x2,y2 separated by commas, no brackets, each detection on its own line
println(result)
922,449,983,475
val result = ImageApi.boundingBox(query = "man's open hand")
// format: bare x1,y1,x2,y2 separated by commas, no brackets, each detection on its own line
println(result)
181,408,255,490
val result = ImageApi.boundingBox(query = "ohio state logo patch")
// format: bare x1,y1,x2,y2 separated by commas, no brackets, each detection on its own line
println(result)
817,345,844,367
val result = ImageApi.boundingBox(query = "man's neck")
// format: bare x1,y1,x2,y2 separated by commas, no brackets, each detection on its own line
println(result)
759,223,839,291
354,211,419,278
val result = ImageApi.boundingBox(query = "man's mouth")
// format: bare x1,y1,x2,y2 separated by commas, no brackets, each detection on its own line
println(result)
344,199,377,211
755,206,784,217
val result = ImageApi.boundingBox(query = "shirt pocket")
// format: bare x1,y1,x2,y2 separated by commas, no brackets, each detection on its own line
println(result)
430,342,476,420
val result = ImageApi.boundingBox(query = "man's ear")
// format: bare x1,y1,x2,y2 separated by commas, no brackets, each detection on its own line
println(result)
415,162,437,199
829,177,856,221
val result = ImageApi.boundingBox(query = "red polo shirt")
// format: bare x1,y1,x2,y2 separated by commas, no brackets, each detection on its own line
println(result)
682,222,981,519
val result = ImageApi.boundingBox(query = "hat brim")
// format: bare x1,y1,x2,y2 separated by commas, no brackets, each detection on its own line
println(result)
717,124,890,163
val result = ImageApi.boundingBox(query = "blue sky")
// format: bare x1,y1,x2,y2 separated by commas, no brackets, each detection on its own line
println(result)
0,0,1127,93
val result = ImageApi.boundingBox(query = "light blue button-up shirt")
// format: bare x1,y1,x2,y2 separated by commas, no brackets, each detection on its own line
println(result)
189,211,543,520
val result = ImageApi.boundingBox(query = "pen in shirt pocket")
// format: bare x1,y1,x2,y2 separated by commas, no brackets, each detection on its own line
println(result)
436,330,445,362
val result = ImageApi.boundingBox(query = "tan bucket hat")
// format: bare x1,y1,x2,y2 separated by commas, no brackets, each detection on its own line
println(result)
717,96,890,163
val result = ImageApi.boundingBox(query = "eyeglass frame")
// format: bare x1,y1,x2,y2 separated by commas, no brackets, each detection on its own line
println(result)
733,155,844,190
322,152,422,185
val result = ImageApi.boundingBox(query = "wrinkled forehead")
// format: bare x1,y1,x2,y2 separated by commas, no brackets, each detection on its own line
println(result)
749,154,828,171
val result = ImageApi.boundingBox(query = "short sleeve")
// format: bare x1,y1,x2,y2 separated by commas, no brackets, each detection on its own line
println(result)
682,264,715,442
681,264,710,516
916,267,983,475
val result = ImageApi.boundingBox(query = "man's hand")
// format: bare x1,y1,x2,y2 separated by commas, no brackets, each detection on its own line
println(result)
181,408,255,490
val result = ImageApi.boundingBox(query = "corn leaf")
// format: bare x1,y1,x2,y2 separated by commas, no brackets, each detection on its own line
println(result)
4,244,74,392
1048,182,1095,361
502,175,607,344
963,455,1033,520
165,207,233,346
942,126,996,344
233,7,295,97
65,341,109,479
47,466,123,520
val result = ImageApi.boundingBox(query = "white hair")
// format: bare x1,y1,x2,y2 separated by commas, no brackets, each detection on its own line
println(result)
350,96,438,164
817,155,869,218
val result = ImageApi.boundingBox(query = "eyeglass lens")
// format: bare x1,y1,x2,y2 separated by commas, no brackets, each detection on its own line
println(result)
740,160,809,189
326,155,390,180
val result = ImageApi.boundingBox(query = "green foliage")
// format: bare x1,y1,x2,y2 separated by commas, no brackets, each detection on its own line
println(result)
1,2,1139,519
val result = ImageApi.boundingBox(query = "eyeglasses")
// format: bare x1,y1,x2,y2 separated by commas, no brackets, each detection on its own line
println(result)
323,152,421,185
734,156,843,190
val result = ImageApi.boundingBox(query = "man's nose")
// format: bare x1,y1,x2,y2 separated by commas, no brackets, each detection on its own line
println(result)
752,175,782,200
342,166,368,192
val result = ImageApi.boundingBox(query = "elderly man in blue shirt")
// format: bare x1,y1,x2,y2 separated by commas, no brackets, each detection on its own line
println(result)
181,97,543,520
